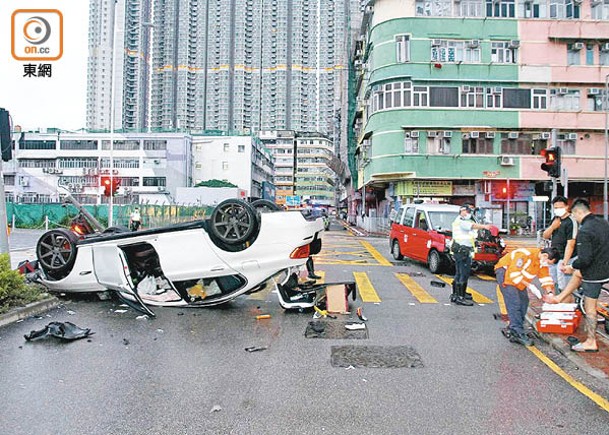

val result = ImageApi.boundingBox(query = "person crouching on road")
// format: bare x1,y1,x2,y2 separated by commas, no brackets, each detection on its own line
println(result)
543,198,609,353
495,247,558,346
451,204,493,306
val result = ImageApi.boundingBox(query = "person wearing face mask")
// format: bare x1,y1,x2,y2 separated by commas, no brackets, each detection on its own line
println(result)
542,196,577,295
495,247,558,346
450,204,493,306
544,198,609,352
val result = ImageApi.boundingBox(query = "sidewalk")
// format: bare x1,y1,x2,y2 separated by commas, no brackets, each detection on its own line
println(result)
526,291,609,379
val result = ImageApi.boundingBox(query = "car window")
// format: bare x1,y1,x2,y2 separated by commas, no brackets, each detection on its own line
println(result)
427,211,459,231
415,211,428,231
403,207,415,227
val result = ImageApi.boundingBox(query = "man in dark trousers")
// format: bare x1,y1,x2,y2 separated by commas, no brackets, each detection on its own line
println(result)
542,196,577,295
544,198,609,352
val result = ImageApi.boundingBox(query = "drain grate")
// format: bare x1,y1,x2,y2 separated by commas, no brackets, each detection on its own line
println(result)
331,345,424,368
304,320,369,339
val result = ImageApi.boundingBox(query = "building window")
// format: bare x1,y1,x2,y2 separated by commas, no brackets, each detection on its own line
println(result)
460,0,484,17
601,46,609,65
486,87,502,108
396,35,410,62
404,132,419,154
142,177,166,187
223,143,230,152
460,86,485,108
463,138,493,154
416,0,452,16
428,136,451,154
59,140,98,150
430,87,459,107
522,0,542,17
532,89,548,109
586,45,595,65
486,0,515,17
503,88,532,109
550,0,579,18
501,135,533,155
19,140,56,150
557,136,577,154
587,90,606,111
222,161,229,170
549,89,580,110
413,86,429,107
592,0,609,19
238,145,245,153
143,140,167,150
431,40,481,63
567,44,581,65
491,42,516,63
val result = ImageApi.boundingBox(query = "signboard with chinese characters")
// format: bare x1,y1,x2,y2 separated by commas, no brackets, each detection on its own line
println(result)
285,195,301,206
395,180,452,196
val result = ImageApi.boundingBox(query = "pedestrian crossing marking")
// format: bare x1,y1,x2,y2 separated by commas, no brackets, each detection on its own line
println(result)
496,285,507,316
434,275,494,304
395,273,438,304
359,240,392,266
353,271,381,303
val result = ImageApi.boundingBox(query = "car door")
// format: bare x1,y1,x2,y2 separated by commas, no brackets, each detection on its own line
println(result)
409,209,432,261
398,206,416,259
92,244,156,316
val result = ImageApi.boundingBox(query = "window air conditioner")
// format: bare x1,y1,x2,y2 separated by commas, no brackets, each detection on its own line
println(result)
157,186,165,192
462,133,470,140
558,87,569,95
589,88,601,95
602,42,609,52
410,130,419,138
19,177,29,186
431,39,442,47
427,131,438,137
508,40,520,49
573,42,585,50
567,133,578,140
468,39,480,49
461,85,471,93
470,131,480,138
365,5,374,13
508,132,519,139
356,49,362,56
354,60,362,67
486,132,495,139
500,156,515,166
443,131,453,138
493,86,503,94
541,132,551,140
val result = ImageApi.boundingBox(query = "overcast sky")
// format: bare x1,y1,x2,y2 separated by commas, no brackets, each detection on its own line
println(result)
0,0,89,131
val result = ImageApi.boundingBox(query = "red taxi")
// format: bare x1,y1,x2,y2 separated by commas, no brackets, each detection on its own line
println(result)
389,203,505,274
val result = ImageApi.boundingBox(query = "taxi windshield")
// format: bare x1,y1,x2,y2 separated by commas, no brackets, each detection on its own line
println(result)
428,211,459,232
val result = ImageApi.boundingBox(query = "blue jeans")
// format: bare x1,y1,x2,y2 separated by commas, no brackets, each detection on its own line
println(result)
453,247,472,285
496,267,529,335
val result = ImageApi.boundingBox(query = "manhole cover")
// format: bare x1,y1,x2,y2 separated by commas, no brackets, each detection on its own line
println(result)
331,345,424,368
305,320,369,339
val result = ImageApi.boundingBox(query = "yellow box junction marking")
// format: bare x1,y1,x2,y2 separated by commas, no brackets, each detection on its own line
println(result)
314,271,325,284
395,273,438,304
359,240,392,266
476,273,496,281
353,272,381,303
528,346,609,415
435,275,494,304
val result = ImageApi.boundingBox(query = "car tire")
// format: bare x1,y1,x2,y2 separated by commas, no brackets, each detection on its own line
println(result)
428,250,444,274
251,199,281,213
36,228,79,280
391,240,403,261
209,199,259,245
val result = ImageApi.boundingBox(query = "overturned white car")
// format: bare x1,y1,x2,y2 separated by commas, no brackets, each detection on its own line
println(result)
31,199,339,316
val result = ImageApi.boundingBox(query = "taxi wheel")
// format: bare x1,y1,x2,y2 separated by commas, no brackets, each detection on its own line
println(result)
391,240,403,261
428,250,444,274
209,199,259,245
36,229,79,279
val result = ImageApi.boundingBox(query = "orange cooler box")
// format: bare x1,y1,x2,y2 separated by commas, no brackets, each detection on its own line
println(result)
536,311,581,335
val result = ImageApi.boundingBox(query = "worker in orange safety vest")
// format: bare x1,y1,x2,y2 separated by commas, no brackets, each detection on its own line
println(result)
494,247,559,346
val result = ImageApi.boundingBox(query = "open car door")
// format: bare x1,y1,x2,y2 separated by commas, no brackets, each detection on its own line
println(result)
92,245,156,317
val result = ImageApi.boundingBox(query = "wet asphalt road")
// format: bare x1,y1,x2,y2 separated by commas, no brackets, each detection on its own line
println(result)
1,226,609,434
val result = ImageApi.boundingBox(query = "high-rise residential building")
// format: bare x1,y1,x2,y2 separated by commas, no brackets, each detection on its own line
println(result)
351,0,609,229
146,0,355,136
87,0,152,131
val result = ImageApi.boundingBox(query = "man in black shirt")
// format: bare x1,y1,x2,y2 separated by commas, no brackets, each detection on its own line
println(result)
544,198,609,352
542,196,577,294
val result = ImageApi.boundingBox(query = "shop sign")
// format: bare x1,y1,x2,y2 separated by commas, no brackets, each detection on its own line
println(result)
396,180,452,196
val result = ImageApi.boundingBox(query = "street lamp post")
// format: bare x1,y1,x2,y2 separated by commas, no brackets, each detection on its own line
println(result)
604,73,609,221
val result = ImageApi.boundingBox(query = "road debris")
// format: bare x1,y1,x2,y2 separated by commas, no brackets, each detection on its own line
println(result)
123,338,130,345
210,405,222,413
114,309,128,314
345,323,366,331
255,314,271,320
24,322,94,342
245,346,268,352
430,280,446,288
136,315,149,320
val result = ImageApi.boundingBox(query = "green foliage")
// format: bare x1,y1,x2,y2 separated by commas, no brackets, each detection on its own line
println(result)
0,254,45,314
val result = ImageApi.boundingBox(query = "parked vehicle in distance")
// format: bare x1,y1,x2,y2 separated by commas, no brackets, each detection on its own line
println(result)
389,203,505,274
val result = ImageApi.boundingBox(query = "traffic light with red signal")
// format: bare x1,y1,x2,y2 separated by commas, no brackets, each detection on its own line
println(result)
540,146,561,178
101,177,121,197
